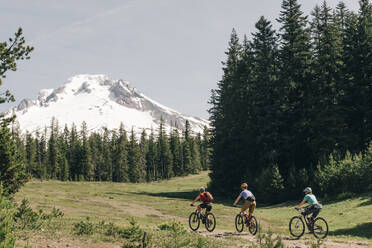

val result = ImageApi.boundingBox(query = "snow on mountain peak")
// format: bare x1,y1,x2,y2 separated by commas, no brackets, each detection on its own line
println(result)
8,74,209,135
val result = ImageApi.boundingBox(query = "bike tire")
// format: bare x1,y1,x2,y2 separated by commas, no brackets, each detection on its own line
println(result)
289,216,305,238
248,216,258,235
235,214,244,233
312,217,328,239
205,213,216,232
188,212,200,231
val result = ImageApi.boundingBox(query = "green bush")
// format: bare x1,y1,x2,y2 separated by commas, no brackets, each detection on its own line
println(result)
0,187,16,248
250,230,285,248
315,143,372,196
73,217,94,235
158,221,185,233
14,199,41,230
13,199,64,230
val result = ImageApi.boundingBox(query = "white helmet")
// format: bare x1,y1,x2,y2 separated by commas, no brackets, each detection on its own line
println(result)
303,187,312,194
199,187,205,192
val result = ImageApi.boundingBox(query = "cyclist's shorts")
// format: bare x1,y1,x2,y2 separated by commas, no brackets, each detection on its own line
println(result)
242,200,256,214
200,203,212,212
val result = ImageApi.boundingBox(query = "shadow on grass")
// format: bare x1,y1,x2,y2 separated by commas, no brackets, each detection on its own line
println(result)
134,190,199,200
357,197,372,207
329,222,372,239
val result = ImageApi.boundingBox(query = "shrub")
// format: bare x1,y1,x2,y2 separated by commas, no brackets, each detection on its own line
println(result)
14,199,41,230
250,229,285,248
0,187,16,248
73,217,94,235
315,146,372,196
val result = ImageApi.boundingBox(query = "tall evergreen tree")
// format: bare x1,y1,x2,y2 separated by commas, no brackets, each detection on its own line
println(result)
112,123,129,182
170,126,182,176
80,121,93,180
276,0,313,177
128,129,141,182
146,129,157,181
200,126,210,170
25,132,36,176
139,129,148,182
209,29,243,195
101,128,112,181
47,118,59,179
157,119,173,179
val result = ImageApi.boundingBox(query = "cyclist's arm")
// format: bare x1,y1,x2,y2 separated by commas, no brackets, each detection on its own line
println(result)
191,195,200,205
233,195,241,206
296,200,306,209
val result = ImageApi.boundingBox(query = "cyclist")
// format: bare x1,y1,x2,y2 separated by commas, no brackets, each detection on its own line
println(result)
190,187,213,222
295,187,322,225
233,183,256,223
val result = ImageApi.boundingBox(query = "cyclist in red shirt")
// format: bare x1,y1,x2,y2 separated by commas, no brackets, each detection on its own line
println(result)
190,187,214,218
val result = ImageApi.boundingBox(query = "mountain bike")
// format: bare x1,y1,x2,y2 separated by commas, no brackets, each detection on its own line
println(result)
234,207,258,235
188,206,216,232
289,207,328,239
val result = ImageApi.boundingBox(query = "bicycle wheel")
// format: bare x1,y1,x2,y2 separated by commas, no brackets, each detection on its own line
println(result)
289,216,305,238
188,212,200,231
312,217,328,239
235,214,244,233
248,216,258,235
205,213,216,232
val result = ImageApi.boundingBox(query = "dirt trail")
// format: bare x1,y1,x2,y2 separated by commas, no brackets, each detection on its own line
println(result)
15,235,123,248
197,229,371,248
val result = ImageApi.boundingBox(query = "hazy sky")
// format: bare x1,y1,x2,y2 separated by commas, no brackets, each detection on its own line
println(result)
0,0,359,119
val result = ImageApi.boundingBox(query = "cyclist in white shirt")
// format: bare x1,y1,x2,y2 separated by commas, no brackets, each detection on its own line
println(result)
233,183,256,221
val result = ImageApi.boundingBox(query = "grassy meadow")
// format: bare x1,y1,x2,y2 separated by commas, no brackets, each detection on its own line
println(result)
13,171,372,247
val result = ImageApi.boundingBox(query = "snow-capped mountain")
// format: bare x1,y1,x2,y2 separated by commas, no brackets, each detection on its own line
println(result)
7,74,209,135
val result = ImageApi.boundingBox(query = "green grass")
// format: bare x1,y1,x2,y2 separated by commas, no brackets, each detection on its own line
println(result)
13,171,372,247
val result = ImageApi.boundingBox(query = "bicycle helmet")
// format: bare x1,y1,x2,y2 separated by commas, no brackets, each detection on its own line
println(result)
241,183,248,189
303,187,312,194
199,187,205,192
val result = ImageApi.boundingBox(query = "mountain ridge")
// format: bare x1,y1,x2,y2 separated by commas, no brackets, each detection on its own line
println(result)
7,74,209,135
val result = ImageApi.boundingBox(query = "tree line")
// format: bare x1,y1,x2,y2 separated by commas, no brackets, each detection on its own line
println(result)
209,0,372,202
12,119,210,183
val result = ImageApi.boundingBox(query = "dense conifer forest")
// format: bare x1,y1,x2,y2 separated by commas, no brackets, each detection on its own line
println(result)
208,0,372,202
12,119,210,183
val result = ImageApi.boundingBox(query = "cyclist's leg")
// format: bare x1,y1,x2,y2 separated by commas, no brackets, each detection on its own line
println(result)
205,204,212,214
241,201,250,216
197,204,203,213
310,208,320,222
248,201,256,219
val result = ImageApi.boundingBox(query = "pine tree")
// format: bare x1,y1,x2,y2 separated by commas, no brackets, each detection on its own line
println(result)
249,16,281,179
79,122,92,180
0,186,16,247
276,0,313,176
190,137,201,173
170,126,182,176
47,118,59,179
341,0,372,152
157,119,173,179
208,29,243,195
38,129,47,179
139,129,148,182
182,120,193,174
146,129,157,181
0,126,27,196
89,132,103,181
101,128,112,181
200,126,210,170
128,129,141,182
112,123,129,182
68,124,80,180
25,132,36,176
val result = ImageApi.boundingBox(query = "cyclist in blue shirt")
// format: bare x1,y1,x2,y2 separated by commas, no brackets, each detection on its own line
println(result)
295,187,322,224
